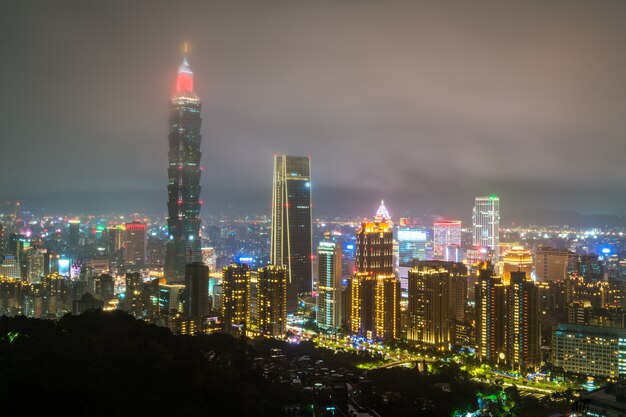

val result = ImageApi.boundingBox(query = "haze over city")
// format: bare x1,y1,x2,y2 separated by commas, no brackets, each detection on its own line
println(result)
2,1,626,222
4,2,626,417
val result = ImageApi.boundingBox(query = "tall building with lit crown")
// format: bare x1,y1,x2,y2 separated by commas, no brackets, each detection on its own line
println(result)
501,246,532,285
270,155,312,314
356,202,393,276
506,271,540,370
433,220,462,261
222,263,250,335
472,196,500,261
316,237,343,331
348,201,400,340
124,221,147,265
257,265,287,337
475,267,506,363
165,48,203,282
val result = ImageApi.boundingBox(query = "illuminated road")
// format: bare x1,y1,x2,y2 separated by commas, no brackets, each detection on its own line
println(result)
288,320,571,397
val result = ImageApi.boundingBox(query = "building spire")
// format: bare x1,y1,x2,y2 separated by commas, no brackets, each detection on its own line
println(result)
174,41,197,99
374,200,390,222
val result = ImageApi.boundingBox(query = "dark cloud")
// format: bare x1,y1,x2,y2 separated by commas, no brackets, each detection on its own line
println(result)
1,1,626,222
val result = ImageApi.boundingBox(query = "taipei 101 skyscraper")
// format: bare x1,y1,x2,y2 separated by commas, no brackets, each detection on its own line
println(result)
165,46,203,281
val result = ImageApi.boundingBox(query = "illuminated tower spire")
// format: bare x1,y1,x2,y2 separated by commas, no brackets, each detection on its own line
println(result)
165,46,203,282
174,42,197,99
375,200,390,222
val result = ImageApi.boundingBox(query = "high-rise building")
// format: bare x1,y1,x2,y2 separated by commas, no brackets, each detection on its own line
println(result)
356,212,393,276
316,238,343,332
0,255,21,279
374,274,401,340
247,270,259,333
348,202,400,340
270,155,312,313
397,226,428,266
472,196,500,261
124,272,144,317
25,248,46,284
43,251,58,276
184,262,210,318
506,271,540,370
222,263,250,335
201,247,216,272
475,267,506,363
568,300,593,325
93,273,114,303
165,49,203,282
106,226,124,261
158,283,185,312
433,220,462,261
534,248,572,282
570,254,604,282
257,265,287,337
68,219,80,249
349,272,375,337
124,221,147,265
501,246,533,285
552,323,626,379
407,265,451,350
147,237,166,267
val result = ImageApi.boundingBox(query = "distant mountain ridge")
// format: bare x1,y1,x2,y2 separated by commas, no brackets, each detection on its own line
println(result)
505,210,626,228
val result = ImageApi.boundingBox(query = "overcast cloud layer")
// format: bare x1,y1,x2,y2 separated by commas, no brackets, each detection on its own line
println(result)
1,1,626,222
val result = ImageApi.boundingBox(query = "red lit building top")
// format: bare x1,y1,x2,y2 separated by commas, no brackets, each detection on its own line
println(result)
173,55,198,100
125,221,146,231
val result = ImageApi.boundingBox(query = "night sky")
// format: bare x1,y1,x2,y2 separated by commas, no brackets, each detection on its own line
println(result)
2,1,626,222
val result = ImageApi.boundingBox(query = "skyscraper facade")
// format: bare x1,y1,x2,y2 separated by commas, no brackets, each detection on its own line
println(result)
124,221,147,265
165,51,203,282
407,265,451,350
68,220,80,250
316,238,343,331
349,272,376,337
475,267,506,363
433,220,462,261
106,226,124,262
397,226,428,265
501,245,532,285
222,263,250,335
374,274,401,340
552,324,626,379
506,271,540,370
472,196,500,260
270,155,312,313
257,265,288,337
356,216,393,276
534,247,572,282
348,202,400,340
184,262,210,318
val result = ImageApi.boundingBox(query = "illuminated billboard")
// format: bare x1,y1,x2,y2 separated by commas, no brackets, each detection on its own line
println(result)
397,230,427,242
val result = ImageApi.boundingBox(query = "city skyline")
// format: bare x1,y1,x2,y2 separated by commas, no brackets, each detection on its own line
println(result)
2,3,626,416
2,2,626,222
